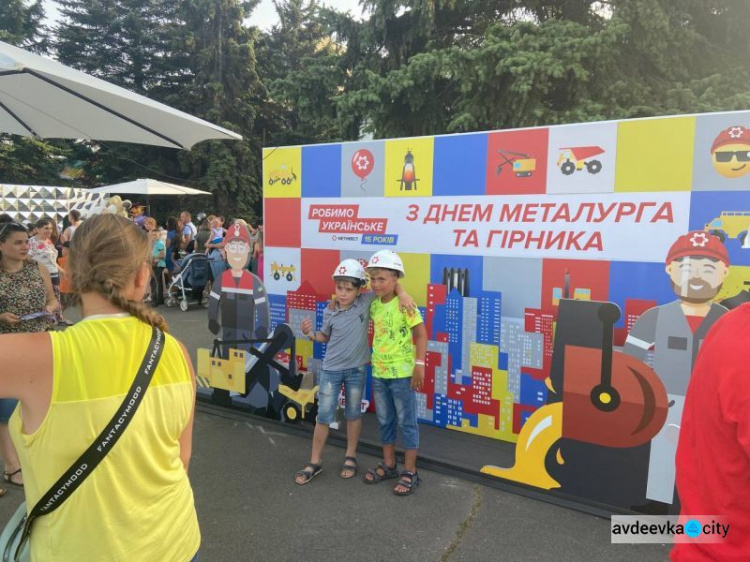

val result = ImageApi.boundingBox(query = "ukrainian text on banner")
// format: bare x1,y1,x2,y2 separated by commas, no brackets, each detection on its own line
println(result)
301,192,691,262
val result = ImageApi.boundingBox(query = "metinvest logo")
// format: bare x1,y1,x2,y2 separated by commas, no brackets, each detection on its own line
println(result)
611,516,730,544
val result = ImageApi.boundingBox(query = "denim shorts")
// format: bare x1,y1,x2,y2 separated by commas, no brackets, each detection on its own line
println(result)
316,366,366,424
372,377,419,450
0,398,18,424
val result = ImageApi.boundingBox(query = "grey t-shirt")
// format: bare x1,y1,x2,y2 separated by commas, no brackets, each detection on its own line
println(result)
320,291,377,371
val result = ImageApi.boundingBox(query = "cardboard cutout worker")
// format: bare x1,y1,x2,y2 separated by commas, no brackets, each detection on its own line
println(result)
624,231,730,505
208,222,271,354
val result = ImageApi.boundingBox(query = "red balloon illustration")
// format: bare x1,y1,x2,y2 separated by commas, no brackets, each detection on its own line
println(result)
351,149,374,179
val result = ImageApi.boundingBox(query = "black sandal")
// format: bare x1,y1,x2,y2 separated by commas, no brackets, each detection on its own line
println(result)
340,456,358,479
363,462,399,484
294,463,322,485
3,469,22,487
393,471,421,496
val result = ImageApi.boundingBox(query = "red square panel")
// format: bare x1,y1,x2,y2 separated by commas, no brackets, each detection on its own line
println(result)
486,128,549,195
301,248,341,297
264,198,301,247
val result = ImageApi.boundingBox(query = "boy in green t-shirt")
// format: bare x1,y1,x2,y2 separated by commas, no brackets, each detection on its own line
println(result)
363,250,427,496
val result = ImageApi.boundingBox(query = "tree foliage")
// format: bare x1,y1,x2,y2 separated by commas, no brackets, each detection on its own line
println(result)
1,0,750,216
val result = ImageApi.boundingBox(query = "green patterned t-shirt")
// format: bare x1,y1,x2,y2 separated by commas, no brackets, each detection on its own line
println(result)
370,296,424,379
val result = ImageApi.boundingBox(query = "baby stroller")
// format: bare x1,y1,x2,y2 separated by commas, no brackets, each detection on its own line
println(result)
165,253,209,311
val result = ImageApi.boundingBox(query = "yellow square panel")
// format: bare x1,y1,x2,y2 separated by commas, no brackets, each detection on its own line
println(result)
399,252,430,306
264,147,302,198
615,117,695,192
384,137,434,197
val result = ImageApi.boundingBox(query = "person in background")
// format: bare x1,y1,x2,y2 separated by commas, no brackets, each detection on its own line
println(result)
0,214,200,560
60,210,82,244
58,242,74,311
28,218,68,325
180,211,197,254
195,218,211,254
165,216,179,278
144,218,165,306
0,218,60,493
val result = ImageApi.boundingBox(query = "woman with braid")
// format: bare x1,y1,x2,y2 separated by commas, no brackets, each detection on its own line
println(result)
0,214,200,561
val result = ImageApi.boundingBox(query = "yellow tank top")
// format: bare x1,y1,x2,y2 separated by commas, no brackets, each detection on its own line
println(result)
9,315,201,561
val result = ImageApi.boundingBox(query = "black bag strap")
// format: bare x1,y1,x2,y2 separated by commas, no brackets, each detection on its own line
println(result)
16,326,165,554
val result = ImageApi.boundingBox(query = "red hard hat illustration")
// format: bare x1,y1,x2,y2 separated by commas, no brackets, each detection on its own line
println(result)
710,126,750,153
665,231,729,266
223,223,251,245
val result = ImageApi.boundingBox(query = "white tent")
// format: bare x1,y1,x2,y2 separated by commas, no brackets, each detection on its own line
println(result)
86,179,211,196
0,40,242,149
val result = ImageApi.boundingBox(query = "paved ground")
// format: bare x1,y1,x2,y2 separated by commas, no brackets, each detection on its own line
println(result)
0,305,672,561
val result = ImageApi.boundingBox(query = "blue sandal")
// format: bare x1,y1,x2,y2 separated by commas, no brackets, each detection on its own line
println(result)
393,471,421,496
363,462,398,484
294,463,322,485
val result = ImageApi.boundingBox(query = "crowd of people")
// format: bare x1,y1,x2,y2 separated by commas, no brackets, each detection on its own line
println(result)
2,201,749,561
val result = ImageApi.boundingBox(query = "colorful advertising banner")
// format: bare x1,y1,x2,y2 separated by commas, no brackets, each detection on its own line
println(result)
263,110,750,512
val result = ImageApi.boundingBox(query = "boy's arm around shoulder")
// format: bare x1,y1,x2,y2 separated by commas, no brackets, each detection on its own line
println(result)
410,316,427,391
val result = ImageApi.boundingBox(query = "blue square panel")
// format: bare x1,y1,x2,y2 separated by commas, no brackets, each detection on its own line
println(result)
302,144,342,198
433,133,488,196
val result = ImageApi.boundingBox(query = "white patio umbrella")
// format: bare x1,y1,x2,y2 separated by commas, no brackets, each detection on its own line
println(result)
0,40,242,149
86,179,211,196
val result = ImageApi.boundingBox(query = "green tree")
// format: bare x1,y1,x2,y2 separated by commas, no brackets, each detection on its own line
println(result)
255,0,352,147
175,0,265,220
334,0,750,138
0,0,47,50
0,1,70,186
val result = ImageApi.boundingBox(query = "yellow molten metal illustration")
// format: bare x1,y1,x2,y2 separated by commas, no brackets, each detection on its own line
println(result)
481,402,563,490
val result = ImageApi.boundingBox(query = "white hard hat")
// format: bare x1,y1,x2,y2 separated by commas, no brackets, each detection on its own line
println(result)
332,258,367,285
366,250,404,278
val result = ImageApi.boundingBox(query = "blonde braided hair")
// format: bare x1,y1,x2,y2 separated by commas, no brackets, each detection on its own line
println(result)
69,214,169,332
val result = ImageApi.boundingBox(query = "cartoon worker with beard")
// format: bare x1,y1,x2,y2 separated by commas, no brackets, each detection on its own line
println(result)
624,231,729,507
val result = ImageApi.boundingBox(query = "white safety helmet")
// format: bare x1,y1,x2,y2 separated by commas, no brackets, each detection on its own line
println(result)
332,259,367,286
366,250,405,278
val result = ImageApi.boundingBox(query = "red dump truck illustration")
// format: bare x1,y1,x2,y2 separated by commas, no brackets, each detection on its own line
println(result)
557,146,605,175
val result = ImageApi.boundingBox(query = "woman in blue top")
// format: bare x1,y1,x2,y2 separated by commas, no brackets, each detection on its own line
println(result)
164,216,179,276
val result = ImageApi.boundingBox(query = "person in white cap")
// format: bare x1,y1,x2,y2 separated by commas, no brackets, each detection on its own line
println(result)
294,258,415,484
363,250,427,496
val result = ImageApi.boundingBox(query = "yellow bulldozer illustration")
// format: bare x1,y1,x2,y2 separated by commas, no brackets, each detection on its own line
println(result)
197,348,247,393
278,371,319,423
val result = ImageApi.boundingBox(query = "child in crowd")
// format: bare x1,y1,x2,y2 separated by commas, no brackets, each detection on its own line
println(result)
363,250,427,496
294,258,415,484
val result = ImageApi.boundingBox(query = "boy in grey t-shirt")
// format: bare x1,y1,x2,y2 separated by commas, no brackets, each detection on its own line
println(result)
294,259,414,484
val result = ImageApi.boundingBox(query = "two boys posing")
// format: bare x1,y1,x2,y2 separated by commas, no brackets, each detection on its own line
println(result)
294,250,427,496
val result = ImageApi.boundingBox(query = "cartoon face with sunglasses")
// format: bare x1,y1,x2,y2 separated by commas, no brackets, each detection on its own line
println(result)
711,125,750,179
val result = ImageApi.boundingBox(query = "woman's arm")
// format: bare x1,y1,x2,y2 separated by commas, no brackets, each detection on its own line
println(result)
0,332,53,418
177,342,196,473
39,263,60,312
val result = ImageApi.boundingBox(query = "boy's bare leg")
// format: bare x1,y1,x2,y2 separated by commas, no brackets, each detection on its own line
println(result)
394,449,418,494
346,418,361,459
310,422,329,464
294,422,329,484
382,443,397,469
339,418,362,477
